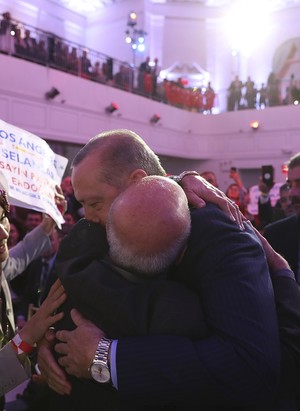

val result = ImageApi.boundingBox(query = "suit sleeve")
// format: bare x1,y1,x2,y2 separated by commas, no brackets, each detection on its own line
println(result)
271,270,300,395
2,225,51,282
115,205,280,408
0,343,31,396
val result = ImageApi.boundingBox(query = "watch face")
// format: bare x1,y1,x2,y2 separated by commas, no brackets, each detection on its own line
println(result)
90,362,111,383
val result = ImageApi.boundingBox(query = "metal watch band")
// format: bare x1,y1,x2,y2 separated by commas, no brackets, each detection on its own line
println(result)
169,170,199,184
94,337,112,366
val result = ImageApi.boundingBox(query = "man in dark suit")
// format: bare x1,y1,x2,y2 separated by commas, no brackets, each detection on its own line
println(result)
45,176,210,411
264,152,300,410
38,129,280,409
264,152,300,284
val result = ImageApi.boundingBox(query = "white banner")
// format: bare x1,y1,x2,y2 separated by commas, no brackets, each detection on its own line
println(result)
247,182,283,216
0,119,68,227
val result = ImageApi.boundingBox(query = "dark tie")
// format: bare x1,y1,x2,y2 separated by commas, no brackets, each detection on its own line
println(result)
38,260,50,306
0,286,14,348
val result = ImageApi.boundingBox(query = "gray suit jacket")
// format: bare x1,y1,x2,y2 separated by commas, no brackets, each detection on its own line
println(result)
0,225,51,396
3,225,51,282
0,340,30,396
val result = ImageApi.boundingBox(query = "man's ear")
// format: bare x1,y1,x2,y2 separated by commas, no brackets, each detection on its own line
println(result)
128,169,147,184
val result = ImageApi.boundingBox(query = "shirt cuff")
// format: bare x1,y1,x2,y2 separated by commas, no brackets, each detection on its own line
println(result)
110,339,118,389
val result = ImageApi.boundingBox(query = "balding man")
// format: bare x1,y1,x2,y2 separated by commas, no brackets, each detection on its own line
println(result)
107,176,190,276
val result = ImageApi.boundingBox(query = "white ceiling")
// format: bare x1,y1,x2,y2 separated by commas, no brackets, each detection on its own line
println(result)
51,0,300,15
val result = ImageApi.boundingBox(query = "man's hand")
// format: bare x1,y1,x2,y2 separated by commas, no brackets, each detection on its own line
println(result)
251,223,292,273
35,329,72,395
180,174,244,229
20,279,66,346
55,309,105,379
41,185,68,234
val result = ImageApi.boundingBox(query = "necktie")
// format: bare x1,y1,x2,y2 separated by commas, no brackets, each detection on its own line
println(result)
0,286,14,348
38,260,49,306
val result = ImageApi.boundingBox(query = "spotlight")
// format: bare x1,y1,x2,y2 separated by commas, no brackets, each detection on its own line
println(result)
150,114,161,124
45,87,60,100
250,120,259,130
128,11,137,27
105,102,119,114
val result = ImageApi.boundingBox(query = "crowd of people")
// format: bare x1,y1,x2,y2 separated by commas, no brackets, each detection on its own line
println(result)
201,165,295,233
3,166,290,338
2,11,300,115
0,130,298,411
0,11,216,113
227,72,300,111
1,8,300,411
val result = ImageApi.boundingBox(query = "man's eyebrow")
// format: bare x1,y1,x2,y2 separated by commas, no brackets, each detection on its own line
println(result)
79,197,103,204
286,178,300,184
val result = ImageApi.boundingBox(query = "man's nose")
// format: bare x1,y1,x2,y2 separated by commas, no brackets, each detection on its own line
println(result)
0,225,9,240
84,208,101,224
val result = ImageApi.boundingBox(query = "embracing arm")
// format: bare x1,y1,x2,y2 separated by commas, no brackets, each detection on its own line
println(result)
0,342,30,396
178,173,244,229
54,207,279,408
112,207,280,408
0,280,66,397
3,223,51,281
3,186,67,282
253,227,300,394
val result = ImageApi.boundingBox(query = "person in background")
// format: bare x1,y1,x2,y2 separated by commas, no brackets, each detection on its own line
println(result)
24,211,43,233
80,49,92,78
61,176,83,221
200,170,219,188
244,75,256,109
272,183,295,222
15,227,64,320
137,57,151,94
258,82,268,108
91,61,105,83
4,185,67,326
225,167,249,217
0,187,66,410
0,11,13,54
9,210,49,302
151,57,160,97
264,151,300,286
227,74,243,111
7,217,25,249
204,82,216,112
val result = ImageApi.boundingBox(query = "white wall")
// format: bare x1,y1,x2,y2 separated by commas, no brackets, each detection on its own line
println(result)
0,53,298,191
2,0,300,96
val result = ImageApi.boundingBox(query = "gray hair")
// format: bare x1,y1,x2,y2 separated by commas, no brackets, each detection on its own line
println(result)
107,222,190,276
106,176,191,276
288,152,300,170
72,129,166,188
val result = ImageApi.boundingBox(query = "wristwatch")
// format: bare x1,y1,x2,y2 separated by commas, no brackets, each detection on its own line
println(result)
169,170,199,185
89,337,112,383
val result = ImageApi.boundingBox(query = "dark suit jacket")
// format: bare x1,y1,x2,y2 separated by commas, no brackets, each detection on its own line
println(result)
116,205,280,409
50,205,280,410
264,215,300,283
270,271,300,411
50,219,208,411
